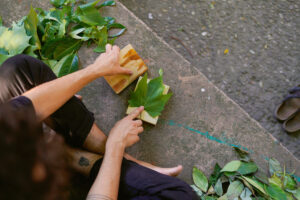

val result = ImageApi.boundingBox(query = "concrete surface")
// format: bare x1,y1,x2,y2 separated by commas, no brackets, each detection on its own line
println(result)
119,0,300,159
0,0,299,194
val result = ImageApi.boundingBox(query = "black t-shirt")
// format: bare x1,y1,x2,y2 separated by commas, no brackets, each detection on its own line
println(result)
9,96,35,112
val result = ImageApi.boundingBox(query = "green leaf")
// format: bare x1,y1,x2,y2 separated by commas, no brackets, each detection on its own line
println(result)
0,16,3,26
42,37,82,60
266,183,287,200
278,173,297,190
254,171,269,185
190,184,203,198
50,0,67,8
24,6,41,50
293,188,300,200
242,176,267,195
215,178,223,196
98,0,116,8
226,180,244,199
233,147,251,162
129,70,172,117
93,26,107,53
69,27,89,41
208,163,222,187
107,23,126,38
43,59,58,69
0,23,31,55
74,0,106,26
240,187,252,200
0,54,12,66
269,158,282,175
217,195,228,200
192,167,208,192
269,174,282,188
237,162,258,175
221,160,241,173
204,196,217,200
52,53,79,77
221,160,257,175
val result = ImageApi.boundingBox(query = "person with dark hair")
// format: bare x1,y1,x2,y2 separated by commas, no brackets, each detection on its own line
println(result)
0,44,197,200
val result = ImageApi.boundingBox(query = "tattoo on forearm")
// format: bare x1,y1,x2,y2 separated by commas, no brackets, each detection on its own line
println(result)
86,194,113,200
79,156,90,166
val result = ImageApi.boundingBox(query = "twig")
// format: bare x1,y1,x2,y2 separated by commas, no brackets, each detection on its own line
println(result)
170,35,194,58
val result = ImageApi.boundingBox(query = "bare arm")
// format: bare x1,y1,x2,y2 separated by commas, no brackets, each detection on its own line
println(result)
23,44,132,121
87,107,144,200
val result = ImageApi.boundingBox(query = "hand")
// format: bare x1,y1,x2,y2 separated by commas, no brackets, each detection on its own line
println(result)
90,44,133,76
106,106,144,150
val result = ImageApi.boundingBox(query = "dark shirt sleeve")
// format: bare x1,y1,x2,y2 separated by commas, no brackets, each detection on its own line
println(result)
9,96,35,114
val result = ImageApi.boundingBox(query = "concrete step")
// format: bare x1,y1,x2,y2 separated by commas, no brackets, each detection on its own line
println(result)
1,0,299,183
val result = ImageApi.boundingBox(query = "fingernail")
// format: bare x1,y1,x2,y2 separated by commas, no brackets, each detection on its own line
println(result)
140,106,144,109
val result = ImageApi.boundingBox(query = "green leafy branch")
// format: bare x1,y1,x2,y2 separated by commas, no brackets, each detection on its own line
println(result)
192,147,300,200
0,0,126,77
128,69,172,118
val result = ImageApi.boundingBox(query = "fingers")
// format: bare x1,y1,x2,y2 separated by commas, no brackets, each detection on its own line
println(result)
128,106,144,119
120,67,133,75
106,44,112,53
137,126,144,134
112,45,120,53
134,120,143,127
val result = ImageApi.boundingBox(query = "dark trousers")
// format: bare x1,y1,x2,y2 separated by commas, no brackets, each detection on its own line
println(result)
0,55,197,200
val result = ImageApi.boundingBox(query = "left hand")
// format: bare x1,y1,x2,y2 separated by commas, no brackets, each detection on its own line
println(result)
90,44,133,76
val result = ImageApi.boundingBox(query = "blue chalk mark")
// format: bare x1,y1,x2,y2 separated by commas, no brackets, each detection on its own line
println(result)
160,119,300,182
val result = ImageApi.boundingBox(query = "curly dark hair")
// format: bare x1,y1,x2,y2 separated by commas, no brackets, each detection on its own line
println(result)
0,104,69,200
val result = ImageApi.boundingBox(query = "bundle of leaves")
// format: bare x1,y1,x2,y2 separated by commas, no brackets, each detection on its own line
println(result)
191,148,300,200
128,69,172,118
0,0,126,77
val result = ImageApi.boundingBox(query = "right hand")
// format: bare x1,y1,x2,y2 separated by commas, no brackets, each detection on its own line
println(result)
90,44,133,77
106,106,144,149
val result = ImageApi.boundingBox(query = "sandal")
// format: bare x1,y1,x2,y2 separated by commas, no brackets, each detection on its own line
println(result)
283,109,300,133
274,86,300,122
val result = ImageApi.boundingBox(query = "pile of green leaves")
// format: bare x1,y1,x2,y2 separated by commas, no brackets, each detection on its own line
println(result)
191,148,300,200
0,0,126,77
128,69,172,118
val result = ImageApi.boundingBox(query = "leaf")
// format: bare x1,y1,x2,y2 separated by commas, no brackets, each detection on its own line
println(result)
237,162,258,175
108,23,126,38
233,147,251,162
74,0,106,26
215,178,223,196
24,6,41,50
240,187,252,200
0,54,12,66
52,53,79,77
217,195,228,200
190,184,203,198
293,188,300,200
192,167,208,192
269,174,282,188
43,59,58,69
129,70,172,117
209,163,222,187
98,0,116,8
242,176,267,195
50,0,67,8
0,23,31,55
266,183,287,200
93,26,107,53
69,27,89,41
226,180,244,199
221,160,257,175
278,173,297,190
42,37,82,60
0,16,3,26
254,171,269,185
221,160,241,173
269,158,282,175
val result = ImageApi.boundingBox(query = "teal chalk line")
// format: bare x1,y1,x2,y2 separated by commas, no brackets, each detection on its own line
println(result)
160,119,300,183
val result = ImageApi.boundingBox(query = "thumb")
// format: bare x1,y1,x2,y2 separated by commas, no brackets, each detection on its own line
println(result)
119,67,133,75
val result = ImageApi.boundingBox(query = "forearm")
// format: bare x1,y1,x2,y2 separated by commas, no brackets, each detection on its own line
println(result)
23,66,101,121
87,144,125,200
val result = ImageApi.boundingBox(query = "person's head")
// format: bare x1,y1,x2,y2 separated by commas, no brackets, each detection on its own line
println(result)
0,104,69,200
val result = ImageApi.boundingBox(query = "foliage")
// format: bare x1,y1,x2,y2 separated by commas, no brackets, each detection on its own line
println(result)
0,0,126,77
128,69,172,118
191,148,299,200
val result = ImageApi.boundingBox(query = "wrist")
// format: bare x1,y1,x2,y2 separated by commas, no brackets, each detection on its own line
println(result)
105,141,125,156
86,63,106,78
